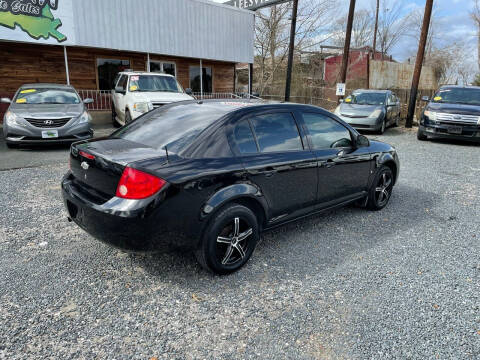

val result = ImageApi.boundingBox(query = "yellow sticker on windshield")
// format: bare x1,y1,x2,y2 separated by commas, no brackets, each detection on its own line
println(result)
16,98,27,103
20,89,36,94
434,96,442,101
129,85,138,92
345,98,352,103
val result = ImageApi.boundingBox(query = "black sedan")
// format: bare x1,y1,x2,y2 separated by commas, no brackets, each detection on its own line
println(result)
62,100,400,274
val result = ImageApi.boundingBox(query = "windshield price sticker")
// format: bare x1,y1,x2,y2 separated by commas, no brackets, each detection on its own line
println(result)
131,76,139,81
20,89,36,94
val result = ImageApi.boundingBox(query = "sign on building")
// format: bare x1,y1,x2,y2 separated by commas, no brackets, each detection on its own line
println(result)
0,0,76,45
336,83,346,96
223,0,290,11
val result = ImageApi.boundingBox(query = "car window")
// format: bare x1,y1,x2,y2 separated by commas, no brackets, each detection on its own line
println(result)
249,112,303,153
302,113,353,149
234,120,258,154
118,75,128,91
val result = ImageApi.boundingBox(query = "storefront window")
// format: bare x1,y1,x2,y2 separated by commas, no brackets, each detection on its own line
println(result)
189,66,212,93
149,61,176,77
97,59,130,90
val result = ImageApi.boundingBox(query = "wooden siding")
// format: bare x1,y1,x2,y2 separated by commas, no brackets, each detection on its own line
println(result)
0,41,235,120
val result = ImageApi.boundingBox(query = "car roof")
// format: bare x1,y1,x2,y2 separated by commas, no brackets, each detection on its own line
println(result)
439,85,480,90
119,71,175,77
19,83,75,90
352,89,391,94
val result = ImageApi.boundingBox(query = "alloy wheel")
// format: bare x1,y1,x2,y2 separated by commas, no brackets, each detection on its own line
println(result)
375,172,392,207
216,217,253,266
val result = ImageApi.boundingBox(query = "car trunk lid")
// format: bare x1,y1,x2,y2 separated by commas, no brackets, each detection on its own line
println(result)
70,138,168,198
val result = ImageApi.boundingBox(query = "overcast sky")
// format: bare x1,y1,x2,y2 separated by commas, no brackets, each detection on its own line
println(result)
211,0,478,64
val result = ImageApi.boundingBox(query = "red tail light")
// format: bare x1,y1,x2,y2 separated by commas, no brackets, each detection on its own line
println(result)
79,150,95,160
116,167,166,199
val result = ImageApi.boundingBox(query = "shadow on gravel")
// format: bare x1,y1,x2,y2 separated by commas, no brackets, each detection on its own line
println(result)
130,183,437,285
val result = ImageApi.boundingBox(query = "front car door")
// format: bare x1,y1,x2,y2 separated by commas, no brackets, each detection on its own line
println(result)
113,75,128,122
299,111,373,206
232,110,318,221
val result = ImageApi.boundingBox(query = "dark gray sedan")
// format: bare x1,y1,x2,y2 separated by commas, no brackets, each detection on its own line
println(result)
1,84,94,148
334,90,401,134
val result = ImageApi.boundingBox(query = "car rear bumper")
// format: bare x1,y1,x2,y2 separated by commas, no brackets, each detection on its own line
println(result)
419,124,480,143
61,172,197,252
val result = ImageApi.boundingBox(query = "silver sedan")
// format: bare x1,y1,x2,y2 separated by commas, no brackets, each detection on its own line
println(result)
2,84,94,148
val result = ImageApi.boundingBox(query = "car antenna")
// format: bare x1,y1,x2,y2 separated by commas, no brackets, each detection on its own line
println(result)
164,145,170,162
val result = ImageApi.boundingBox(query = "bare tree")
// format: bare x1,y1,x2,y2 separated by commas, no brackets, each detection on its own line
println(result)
376,0,412,57
331,10,374,49
471,0,480,71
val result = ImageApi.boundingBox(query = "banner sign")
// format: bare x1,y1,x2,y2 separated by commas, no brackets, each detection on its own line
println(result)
223,0,290,11
0,0,75,44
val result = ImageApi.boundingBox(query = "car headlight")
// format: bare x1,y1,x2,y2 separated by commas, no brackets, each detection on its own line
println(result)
133,102,153,113
369,109,383,118
334,106,341,115
424,110,437,121
5,111,20,126
76,111,91,124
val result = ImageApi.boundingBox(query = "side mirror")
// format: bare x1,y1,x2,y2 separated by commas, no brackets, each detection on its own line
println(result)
421,96,430,102
83,98,94,104
1,98,12,104
185,88,193,95
115,86,125,94
356,134,370,148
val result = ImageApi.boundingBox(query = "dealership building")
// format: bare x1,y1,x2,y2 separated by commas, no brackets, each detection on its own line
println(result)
0,0,254,118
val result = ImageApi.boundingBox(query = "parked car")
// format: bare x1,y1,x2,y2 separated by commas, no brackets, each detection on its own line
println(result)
1,84,94,148
334,89,401,134
111,71,194,126
62,100,400,274
417,85,480,143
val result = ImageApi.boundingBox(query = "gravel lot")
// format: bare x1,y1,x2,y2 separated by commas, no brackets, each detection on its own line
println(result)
0,126,479,359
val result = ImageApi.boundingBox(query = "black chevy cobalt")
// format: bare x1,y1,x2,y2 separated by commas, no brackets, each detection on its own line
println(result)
62,100,400,274
418,85,480,143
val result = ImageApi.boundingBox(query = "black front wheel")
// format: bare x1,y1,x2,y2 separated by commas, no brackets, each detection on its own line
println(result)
367,166,394,211
195,204,259,275
112,104,121,128
378,119,386,134
417,129,428,141
125,110,132,125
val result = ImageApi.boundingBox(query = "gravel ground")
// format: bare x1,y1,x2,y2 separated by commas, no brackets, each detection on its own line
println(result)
0,127,479,359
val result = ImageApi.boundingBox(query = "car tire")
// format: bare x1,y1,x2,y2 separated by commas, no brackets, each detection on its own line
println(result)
378,119,386,134
112,104,120,128
394,115,400,127
417,129,428,141
125,110,132,125
195,203,259,275
366,165,394,211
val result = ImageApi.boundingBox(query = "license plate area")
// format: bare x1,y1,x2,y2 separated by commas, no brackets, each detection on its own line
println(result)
42,130,59,138
447,126,462,135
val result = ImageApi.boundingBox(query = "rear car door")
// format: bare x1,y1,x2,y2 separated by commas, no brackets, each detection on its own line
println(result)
300,111,372,205
232,111,318,219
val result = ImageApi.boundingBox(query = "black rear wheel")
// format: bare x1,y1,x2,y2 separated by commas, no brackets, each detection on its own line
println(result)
367,166,394,211
195,204,259,275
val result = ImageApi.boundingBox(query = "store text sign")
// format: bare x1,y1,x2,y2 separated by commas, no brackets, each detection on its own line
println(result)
223,0,290,11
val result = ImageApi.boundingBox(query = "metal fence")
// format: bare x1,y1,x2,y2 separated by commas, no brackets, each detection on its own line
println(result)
77,90,112,111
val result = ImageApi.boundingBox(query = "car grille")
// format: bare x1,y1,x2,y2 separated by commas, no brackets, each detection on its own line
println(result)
24,117,72,128
436,113,480,126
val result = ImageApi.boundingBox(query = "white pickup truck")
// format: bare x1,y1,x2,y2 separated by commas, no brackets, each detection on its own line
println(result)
111,71,194,126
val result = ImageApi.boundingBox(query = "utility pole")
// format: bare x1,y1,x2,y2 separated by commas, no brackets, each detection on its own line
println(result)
284,0,299,102
338,0,356,102
372,0,379,59
406,0,434,128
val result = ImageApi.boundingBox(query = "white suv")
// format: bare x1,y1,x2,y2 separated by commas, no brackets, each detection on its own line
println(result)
111,72,194,126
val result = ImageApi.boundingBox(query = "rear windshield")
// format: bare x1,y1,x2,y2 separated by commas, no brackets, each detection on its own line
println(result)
432,88,480,106
111,103,232,154
14,88,80,104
